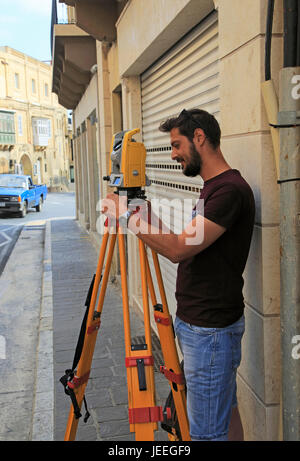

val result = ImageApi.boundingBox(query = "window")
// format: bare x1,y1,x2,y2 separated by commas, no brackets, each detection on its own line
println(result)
14,73,19,89
0,111,16,144
32,79,36,93
32,117,51,146
45,83,48,97
18,115,23,136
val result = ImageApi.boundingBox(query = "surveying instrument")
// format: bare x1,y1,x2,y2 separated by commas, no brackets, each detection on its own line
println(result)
60,128,190,441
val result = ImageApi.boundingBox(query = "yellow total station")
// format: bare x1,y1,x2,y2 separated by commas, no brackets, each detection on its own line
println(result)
104,129,148,194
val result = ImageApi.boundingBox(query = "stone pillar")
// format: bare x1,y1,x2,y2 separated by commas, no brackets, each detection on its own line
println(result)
121,76,143,305
86,116,97,232
96,41,113,200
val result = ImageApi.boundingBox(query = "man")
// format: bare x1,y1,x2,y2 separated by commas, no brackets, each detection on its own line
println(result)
101,109,255,441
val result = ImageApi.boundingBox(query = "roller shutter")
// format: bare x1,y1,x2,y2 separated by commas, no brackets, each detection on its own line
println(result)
141,11,220,316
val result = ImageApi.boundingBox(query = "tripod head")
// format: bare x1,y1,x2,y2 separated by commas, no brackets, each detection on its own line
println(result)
103,128,151,201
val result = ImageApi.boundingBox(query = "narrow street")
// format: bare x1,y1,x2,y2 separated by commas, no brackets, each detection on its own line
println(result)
0,192,75,274
0,192,75,441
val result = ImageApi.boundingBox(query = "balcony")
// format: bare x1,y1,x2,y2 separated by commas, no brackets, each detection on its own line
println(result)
56,0,128,42
51,1,97,109
32,117,51,148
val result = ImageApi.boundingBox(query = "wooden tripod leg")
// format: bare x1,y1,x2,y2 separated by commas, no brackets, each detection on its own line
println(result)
64,227,117,441
118,232,158,441
144,249,190,441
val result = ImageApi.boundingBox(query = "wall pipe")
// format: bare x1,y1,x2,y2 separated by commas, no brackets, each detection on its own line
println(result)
279,0,300,441
262,0,300,440
297,2,300,66
283,0,298,67
265,0,275,81
261,0,280,179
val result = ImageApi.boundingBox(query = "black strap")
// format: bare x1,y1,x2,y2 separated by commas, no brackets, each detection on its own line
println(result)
71,274,96,371
59,274,97,423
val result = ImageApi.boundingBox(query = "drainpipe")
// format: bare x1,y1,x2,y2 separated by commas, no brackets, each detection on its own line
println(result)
278,0,300,441
261,0,280,179
262,0,300,441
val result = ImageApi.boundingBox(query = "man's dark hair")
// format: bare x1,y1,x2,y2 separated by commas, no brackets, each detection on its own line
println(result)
159,109,221,149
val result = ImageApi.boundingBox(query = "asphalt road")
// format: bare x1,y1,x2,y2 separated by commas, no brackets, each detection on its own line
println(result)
0,192,76,275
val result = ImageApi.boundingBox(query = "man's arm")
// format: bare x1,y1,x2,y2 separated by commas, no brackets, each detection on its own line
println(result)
128,208,225,263
101,193,226,263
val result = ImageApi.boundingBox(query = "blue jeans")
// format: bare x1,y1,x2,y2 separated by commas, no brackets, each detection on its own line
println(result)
174,315,245,441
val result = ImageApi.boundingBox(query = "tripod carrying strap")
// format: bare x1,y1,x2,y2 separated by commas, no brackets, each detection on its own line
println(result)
60,274,97,422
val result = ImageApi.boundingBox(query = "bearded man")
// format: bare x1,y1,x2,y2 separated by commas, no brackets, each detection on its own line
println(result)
101,109,255,441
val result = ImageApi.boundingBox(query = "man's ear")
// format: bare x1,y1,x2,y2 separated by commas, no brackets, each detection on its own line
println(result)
193,128,206,146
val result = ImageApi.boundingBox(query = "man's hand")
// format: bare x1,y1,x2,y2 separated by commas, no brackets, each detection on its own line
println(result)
100,193,128,225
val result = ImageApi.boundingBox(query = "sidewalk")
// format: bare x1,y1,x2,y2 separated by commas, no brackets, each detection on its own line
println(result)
0,221,47,441
50,219,170,441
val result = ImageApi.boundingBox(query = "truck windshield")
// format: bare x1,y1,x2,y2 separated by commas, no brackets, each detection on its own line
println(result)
0,176,27,188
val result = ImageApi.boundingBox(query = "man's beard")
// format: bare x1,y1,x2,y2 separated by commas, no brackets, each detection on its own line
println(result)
183,141,202,177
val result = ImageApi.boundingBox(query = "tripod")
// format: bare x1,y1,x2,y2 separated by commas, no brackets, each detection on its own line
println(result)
61,216,190,441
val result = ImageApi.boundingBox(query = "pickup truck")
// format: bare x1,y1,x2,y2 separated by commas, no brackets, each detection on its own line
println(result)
0,174,47,217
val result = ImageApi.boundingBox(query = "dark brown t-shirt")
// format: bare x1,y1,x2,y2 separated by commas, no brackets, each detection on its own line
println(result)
176,169,255,328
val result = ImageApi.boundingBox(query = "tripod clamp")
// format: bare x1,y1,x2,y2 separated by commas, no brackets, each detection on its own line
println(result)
60,370,90,422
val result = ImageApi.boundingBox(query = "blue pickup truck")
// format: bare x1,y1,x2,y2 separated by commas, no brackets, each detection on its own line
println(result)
0,174,47,218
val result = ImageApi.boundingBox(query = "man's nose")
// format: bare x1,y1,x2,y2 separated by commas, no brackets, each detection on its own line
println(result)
171,149,178,161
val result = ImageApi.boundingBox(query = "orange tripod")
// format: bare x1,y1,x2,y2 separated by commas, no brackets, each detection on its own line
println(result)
61,218,190,441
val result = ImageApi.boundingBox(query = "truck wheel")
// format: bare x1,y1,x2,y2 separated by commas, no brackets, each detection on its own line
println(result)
35,197,43,212
20,201,27,218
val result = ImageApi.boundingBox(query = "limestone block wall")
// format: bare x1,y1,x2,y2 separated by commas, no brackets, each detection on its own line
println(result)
216,0,283,440
116,1,284,439
70,0,285,440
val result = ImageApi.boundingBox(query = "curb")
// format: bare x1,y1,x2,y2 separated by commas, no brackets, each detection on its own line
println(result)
31,220,54,441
